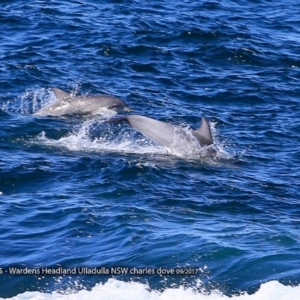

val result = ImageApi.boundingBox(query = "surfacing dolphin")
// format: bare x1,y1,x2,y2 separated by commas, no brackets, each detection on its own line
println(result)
110,115,215,156
34,88,133,117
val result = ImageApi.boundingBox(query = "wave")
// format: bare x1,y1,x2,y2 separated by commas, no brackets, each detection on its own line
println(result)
1,279,299,300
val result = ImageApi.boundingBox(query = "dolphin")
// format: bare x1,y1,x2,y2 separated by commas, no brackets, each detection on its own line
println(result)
110,115,215,156
34,88,133,117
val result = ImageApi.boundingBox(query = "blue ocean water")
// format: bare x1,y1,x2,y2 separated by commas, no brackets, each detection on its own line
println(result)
0,0,300,299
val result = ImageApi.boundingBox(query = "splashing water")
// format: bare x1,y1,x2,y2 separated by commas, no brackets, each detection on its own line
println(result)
34,117,166,156
33,117,235,163
1,88,55,114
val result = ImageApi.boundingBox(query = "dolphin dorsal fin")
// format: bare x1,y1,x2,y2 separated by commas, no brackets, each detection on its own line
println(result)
192,117,214,146
51,88,70,100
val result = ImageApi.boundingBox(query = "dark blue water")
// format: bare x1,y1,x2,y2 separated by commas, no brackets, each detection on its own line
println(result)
1,0,300,299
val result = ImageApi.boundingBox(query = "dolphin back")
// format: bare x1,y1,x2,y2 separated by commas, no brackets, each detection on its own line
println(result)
123,115,214,155
125,115,177,148
34,88,133,116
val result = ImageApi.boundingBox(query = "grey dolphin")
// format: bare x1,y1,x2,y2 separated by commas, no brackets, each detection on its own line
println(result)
34,88,133,117
111,115,214,156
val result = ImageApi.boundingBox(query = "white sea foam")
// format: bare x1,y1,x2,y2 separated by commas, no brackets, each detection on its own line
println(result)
1,279,299,300
34,118,166,156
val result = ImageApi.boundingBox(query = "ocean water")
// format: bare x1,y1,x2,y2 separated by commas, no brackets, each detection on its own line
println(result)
0,0,300,299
